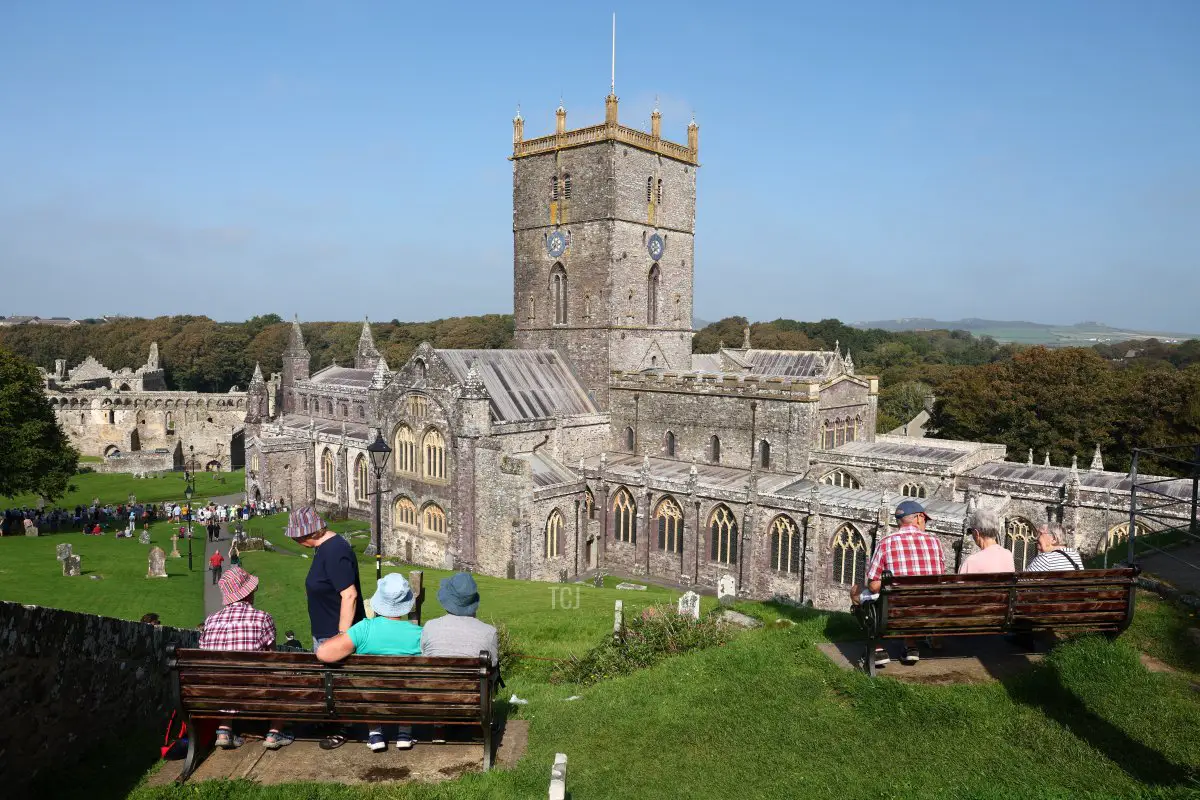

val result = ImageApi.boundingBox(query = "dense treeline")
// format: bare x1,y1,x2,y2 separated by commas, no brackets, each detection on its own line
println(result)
0,314,514,392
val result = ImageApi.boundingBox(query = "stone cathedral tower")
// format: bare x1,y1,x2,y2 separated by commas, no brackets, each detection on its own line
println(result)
511,93,700,404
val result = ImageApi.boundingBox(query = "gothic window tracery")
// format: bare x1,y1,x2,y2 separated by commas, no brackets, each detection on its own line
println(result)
831,524,867,585
321,448,335,495
612,488,637,544
394,497,417,528
545,509,563,559
709,505,738,565
423,503,446,536
1005,518,1038,569
822,470,860,489
655,496,684,554
353,454,368,503
423,429,446,480
394,425,417,474
901,483,926,498
551,264,567,325
770,515,802,574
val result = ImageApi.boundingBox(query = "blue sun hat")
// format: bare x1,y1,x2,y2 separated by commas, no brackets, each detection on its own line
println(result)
370,573,415,618
437,572,480,616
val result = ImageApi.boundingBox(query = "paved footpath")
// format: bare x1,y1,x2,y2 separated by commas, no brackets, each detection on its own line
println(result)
202,493,245,616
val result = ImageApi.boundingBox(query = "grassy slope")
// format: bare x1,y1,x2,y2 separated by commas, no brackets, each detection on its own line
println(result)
1,469,246,509
7,519,1198,799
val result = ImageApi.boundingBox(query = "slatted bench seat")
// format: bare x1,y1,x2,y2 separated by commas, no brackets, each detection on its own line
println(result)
167,646,497,781
855,566,1140,676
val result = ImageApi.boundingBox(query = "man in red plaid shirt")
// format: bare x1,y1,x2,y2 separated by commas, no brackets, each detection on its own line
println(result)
850,500,946,666
199,566,292,750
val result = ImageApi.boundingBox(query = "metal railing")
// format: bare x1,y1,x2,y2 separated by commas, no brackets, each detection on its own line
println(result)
1126,444,1200,573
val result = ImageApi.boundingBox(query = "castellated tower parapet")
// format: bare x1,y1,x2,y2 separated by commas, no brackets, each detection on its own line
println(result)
511,94,699,405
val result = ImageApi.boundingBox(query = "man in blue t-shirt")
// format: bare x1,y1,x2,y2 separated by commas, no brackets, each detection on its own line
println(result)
288,506,366,749
317,572,422,750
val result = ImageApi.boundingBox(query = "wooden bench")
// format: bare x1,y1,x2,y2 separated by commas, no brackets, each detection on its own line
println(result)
855,566,1140,676
167,646,497,781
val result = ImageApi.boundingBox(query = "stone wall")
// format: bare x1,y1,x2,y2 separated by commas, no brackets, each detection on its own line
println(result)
0,602,199,792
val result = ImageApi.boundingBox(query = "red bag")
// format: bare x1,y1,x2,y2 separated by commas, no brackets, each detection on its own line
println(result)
161,710,188,759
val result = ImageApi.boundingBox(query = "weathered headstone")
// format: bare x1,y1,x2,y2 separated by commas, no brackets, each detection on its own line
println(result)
677,590,701,620
139,530,152,546
56,543,73,562
613,599,624,642
363,541,378,557
549,752,568,800
719,609,763,629
592,572,604,589
63,555,82,577
147,546,168,578
717,574,737,607
169,534,181,558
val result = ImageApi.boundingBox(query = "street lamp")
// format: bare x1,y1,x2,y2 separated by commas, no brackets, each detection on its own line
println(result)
366,431,393,580
185,444,196,570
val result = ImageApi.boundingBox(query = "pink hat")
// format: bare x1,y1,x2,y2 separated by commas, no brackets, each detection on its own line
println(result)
285,506,326,539
219,566,259,605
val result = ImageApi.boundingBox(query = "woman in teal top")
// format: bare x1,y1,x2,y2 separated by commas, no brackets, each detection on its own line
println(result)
317,572,422,750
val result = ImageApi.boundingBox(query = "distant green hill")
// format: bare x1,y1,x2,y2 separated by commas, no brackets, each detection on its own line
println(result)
851,318,1199,346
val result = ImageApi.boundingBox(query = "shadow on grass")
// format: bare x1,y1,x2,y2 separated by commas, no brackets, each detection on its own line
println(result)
1002,655,1194,787
759,600,863,642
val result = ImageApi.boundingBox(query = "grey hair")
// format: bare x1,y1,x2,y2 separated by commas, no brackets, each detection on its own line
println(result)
1038,523,1065,544
966,507,1001,540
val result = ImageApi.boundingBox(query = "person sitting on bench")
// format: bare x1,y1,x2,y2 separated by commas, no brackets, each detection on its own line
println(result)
316,573,423,751
959,507,1015,574
850,500,946,667
1025,524,1084,571
198,566,293,750
421,572,498,667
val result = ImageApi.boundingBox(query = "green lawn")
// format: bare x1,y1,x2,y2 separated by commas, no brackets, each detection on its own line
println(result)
0,519,204,628
8,520,1199,799
1,469,245,509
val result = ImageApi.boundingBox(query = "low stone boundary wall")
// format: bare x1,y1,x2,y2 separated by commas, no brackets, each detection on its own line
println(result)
0,602,199,791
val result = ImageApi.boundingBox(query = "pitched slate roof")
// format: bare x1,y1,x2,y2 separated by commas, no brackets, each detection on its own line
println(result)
307,366,375,389
827,439,981,466
740,349,836,378
517,451,580,488
435,349,596,423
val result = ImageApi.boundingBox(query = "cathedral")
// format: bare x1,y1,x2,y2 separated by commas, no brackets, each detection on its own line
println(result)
244,91,1190,609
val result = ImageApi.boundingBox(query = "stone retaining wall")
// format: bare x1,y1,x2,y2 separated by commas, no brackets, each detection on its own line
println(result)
0,602,199,791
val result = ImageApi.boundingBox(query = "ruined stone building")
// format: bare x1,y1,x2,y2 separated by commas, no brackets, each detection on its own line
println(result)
44,343,250,474
245,92,1189,609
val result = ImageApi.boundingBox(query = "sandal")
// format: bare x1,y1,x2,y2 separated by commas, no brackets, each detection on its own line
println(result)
319,733,347,750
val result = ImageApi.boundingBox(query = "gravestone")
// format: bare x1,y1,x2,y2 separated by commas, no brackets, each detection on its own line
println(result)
718,609,762,629
613,600,624,642
24,519,38,537
717,574,737,607
549,752,568,800
147,546,168,578
615,582,647,591
62,555,81,577
56,543,73,562
363,541,378,557
677,590,701,620
592,572,604,589
139,530,151,545
169,534,181,558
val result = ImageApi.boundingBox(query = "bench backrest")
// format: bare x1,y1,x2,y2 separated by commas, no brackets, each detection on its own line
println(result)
169,648,493,726
877,567,1138,639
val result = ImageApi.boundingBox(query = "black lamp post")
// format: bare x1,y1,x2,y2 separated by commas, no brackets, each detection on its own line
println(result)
366,431,393,580
185,444,196,570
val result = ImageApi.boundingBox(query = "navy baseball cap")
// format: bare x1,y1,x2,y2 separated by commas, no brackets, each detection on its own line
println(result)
894,500,926,520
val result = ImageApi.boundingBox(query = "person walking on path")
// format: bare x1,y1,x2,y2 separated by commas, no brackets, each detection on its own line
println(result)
288,506,365,750
209,548,225,585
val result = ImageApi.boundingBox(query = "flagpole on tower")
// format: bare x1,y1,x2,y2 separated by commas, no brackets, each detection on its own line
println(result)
611,12,616,95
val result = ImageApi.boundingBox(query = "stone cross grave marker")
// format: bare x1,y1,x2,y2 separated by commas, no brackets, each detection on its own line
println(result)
677,590,701,620
63,554,82,577
147,546,168,578
56,543,73,562
139,530,152,545
717,574,737,607
169,534,181,558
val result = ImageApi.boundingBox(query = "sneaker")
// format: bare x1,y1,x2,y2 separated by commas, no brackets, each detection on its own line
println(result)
396,735,414,750
902,647,920,665
215,729,243,749
368,733,387,752
873,647,890,667
262,731,294,750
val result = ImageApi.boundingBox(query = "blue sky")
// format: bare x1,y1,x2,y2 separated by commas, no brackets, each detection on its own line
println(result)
1,1,1198,332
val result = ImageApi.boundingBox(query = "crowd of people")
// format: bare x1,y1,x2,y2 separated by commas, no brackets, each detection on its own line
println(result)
850,500,1085,668
0,494,286,538
196,506,498,753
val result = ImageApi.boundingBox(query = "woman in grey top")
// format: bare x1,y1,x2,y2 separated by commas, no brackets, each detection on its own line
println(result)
1025,524,1084,571
421,572,498,665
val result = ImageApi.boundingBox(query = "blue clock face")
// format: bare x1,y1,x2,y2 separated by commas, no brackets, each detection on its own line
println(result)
647,233,665,261
546,231,567,258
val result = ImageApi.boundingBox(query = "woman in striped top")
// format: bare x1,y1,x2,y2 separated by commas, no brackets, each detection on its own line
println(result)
1025,524,1084,571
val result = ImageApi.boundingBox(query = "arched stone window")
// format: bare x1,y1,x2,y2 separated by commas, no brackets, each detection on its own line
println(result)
821,469,860,489
656,177,663,205
550,175,559,201
250,452,260,473
551,264,567,325
709,505,738,565
326,400,333,415
107,410,115,424
901,483,926,499
394,425,416,474
414,358,428,380
665,430,676,457
646,176,653,203
423,503,446,536
394,497,417,528
1005,518,1038,569
760,440,771,469
710,435,721,464
831,524,868,585
585,488,597,520
407,395,429,419
1107,521,1149,550
545,509,564,559
770,515,802,574
165,411,175,434
624,426,635,452
353,454,368,503
612,488,637,544
647,264,660,324
321,448,335,495
423,429,446,480
563,173,572,200
655,496,684,554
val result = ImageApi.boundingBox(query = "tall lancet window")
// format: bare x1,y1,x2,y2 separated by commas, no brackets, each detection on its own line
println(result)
550,175,559,201
551,264,567,325
647,264,660,325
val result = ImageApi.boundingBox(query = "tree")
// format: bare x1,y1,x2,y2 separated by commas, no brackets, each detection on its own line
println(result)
0,347,78,501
